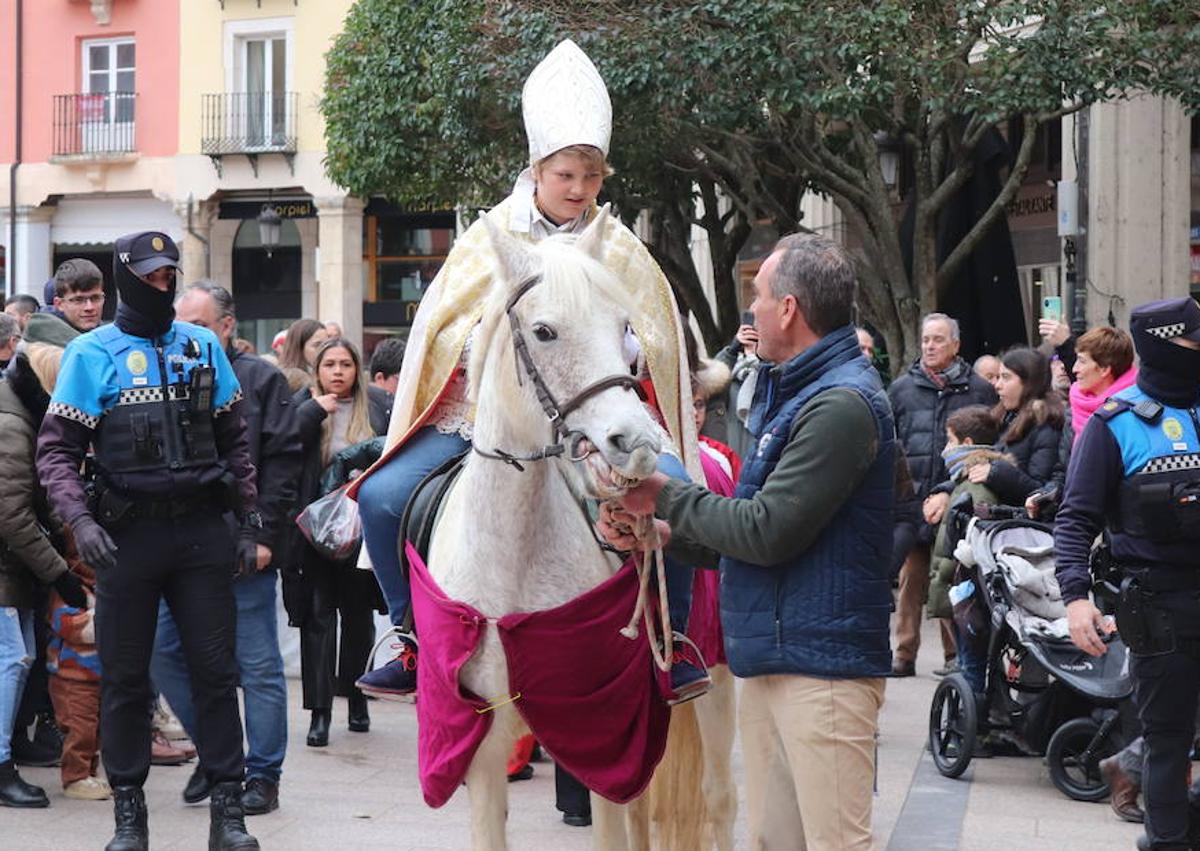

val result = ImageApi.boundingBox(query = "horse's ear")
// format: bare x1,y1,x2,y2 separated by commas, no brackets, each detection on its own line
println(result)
481,214,536,287
574,203,610,263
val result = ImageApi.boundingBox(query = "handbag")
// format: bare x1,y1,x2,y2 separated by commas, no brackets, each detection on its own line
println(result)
295,484,362,562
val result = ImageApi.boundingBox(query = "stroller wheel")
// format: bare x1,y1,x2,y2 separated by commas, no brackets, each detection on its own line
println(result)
928,673,978,778
1046,717,1117,802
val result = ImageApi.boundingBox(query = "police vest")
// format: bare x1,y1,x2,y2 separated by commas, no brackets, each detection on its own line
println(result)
91,324,220,474
1097,385,1200,542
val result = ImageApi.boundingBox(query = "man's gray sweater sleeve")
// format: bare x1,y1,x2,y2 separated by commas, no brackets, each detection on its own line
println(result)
656,389,879,565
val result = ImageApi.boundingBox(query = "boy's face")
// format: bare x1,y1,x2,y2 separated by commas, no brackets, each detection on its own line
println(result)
944,428,961,451
534,150,605,224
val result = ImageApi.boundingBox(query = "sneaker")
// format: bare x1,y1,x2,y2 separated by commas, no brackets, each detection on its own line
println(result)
662,633,712,706
12,717,61,768
64,776,112,800
355,635,417,698
150,730,192,766
153,701,188,741
932,661,961,677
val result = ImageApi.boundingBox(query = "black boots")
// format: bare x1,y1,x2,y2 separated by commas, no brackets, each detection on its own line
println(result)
105,786,148,851
347,692,370,733
306,709,330,747
241,777,279,815
11,714,62,767
209,781,260,851
0,759,48,808
183,764,213,803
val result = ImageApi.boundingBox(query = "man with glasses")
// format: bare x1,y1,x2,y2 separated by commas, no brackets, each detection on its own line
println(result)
52,259,106,333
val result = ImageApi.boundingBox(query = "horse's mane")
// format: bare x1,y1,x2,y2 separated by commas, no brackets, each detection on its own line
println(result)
467,235,635,407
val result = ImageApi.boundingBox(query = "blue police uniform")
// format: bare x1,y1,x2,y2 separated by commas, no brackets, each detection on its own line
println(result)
35,232,259,851
1056,298,1200,850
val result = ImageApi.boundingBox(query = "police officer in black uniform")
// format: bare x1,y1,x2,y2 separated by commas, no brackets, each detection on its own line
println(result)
36,232,260,851
1056,297,1200,851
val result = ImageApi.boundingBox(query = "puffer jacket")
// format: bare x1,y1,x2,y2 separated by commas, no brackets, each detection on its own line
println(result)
0,356,69,608
927,449,1011,619
986,404,1066,506
887,357,997,521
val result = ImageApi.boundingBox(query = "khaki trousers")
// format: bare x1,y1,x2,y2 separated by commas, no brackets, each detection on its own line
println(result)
741,673,886,851
893,543,956,665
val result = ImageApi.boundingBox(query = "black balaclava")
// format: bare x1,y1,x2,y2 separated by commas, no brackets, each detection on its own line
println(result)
113,231,180,339
1130,297,1200,409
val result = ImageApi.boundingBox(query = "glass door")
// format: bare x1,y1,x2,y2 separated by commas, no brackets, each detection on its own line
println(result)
242,37,287,148
81,39,135,153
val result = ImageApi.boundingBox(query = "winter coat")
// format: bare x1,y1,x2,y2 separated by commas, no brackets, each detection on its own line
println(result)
985,403,1066,506
888,357,997,531
927,449,1011,618
0,359,69,608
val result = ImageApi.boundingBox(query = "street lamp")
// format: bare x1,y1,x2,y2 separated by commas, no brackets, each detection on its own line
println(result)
257,203,282,258
874,132,901,189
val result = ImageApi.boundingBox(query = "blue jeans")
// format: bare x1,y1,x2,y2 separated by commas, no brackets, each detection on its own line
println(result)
955,621,987,695
0,607,35,763
358,427,693,632
151,570,288,782
358,427,471,628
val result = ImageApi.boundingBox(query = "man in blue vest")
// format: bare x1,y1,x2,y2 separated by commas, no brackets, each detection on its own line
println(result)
601,232,894,850
1056,297,1200,851
36,233,260,851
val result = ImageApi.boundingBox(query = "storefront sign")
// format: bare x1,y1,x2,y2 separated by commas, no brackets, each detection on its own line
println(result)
218,200,316,220
1006,184,1057,232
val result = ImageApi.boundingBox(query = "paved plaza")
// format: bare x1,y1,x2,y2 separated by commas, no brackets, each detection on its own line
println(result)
1,619,1146,850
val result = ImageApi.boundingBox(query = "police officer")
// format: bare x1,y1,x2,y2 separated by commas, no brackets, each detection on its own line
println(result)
1056,297,1200,851
36,233,260,851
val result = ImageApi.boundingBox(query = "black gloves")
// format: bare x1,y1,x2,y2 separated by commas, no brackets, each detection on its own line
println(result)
52,570,88,610
234,533,259,580
71,516,118,572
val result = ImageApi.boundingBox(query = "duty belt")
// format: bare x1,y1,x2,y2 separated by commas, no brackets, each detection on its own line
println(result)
128,489,223,521
1121,567,1200,594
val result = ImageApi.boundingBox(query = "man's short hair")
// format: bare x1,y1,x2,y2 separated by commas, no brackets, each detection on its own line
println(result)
183,280,237,320
0,313,20,347
771,233,857,336
946,405,1000,446
369,337,405,379
53,258,104,298
1075,326,1134,377
922,312,960,341
4,293,39,315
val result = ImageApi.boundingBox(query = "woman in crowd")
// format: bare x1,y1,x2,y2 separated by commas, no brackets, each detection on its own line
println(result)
0,342,88,807
1067,326,1137,445
277,318,329,373
969,347,1066,505
286,338,381,748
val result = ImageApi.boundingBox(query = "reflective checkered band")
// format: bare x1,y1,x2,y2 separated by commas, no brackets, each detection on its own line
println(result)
48,401,99,430
214,388,244,416
1147,323,1187,339
116,385,189,405
1142,453,1200,474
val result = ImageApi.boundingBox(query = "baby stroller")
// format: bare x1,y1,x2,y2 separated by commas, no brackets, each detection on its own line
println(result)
927,497,1135,801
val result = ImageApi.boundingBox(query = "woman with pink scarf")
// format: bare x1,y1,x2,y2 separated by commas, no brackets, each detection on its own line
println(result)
1068,326,1137,444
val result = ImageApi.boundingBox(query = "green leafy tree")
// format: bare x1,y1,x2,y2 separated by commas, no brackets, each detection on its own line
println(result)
324,1,1198,365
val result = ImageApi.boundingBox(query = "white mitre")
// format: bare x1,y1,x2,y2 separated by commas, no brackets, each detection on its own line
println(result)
509,39,613,233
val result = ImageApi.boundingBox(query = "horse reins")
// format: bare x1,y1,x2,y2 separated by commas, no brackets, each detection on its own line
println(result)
472,274,646,470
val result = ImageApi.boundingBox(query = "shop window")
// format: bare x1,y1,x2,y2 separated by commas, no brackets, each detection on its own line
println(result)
363,212,455,328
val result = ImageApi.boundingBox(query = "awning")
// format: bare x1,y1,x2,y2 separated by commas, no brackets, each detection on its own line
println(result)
51,198,183,248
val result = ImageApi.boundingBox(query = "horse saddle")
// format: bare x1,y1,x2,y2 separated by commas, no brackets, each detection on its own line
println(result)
399,450,469,583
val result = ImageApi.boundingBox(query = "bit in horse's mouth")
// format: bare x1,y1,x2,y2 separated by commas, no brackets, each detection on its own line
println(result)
576,437,643,494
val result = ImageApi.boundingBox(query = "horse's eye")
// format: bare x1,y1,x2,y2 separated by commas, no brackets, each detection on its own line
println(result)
532,324,557,342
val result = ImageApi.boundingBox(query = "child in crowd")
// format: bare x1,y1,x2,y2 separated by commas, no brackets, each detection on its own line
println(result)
928,405,1006,694
46,550,106,800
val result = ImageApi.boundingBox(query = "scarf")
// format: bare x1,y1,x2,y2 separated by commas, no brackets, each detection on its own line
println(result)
113,257,176,339
941,443,999,482
1068,366,1139,445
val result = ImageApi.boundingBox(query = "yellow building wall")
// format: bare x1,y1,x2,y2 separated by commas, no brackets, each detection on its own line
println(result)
177,0,355,156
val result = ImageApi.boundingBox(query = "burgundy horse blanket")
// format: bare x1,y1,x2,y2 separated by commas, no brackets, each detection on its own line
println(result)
407,542,671,807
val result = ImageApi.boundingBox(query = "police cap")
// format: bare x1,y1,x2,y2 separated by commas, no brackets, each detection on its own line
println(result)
115,231,182,277
1130,297,1200,345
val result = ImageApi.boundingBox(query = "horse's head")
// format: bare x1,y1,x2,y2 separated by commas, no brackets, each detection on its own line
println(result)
471,206,662,498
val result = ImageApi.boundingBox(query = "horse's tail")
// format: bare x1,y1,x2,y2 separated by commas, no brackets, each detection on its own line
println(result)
647,699,708,850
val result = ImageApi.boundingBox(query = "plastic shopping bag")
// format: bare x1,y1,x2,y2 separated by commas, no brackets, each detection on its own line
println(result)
295,485,362,563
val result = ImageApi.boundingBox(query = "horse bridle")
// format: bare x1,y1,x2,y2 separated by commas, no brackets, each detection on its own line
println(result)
472,274,646,472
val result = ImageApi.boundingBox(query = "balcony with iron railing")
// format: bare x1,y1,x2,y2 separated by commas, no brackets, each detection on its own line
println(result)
52,92,138,159
201,91,298,176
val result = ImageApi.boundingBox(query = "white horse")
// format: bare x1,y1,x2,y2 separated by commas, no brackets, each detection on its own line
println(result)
425,208,735,850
